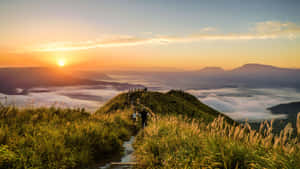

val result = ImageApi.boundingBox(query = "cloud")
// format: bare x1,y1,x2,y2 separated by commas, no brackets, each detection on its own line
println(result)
254,21,300,34
0,86,123,112
187,88,300,121
200,27,217,32
253,21,300,39
30,36,157,52
27,21,300,52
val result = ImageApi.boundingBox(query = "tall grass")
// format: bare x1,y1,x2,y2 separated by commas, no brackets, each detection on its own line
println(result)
134,114,300,169
0,106,135,169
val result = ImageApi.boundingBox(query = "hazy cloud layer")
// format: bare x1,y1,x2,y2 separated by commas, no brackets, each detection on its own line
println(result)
1,83,300,121
27,21,300,52
187,88,300,121
0,86,123,112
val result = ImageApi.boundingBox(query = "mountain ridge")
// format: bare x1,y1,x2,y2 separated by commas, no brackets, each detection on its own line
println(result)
133,63,300,89
97,90,235,124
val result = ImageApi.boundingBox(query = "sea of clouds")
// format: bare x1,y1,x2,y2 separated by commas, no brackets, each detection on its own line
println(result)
1,76,300,121
187,88,300,121
0,86,123,112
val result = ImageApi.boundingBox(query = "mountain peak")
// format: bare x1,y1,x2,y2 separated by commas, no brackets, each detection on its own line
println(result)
242,63,275,69
202,67,224,71
197,67,225,73
232,63,279,72
97,90,234,124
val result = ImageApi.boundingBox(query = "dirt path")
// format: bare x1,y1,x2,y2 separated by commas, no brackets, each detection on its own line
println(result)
98,136,136,169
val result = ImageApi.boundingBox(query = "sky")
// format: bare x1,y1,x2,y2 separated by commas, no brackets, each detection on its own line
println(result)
0,0,300,70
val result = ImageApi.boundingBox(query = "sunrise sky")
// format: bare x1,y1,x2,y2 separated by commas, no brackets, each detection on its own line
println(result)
1,0,300,70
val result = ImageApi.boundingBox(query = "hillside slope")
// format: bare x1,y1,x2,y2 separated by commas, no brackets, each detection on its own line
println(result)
269,101,300,132
97,90,234,124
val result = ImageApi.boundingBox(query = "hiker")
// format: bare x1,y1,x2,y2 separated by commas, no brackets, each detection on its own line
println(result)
132,111,137,122
135,98,154,128
140,109,148,128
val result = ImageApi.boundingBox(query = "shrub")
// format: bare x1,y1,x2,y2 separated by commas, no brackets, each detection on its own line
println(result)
0,106,134,169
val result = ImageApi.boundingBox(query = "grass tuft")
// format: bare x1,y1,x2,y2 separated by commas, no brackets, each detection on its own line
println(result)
0,106,135,169
134,114,300,169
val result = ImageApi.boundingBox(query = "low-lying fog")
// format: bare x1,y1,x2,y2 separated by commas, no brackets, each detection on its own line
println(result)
0,86,122,111
1,75,300,122
187,88,300,121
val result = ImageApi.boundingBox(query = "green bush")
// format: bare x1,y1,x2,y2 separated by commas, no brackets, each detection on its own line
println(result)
0,106,134,169
0,145,17,168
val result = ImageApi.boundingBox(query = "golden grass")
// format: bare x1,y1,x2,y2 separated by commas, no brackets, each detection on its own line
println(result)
0,106,135,169
134,113,300,169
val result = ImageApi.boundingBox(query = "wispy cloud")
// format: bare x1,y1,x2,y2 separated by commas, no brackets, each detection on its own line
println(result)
253,21,300,40
28,21,300,52
200,27,217,32
31,36,155,52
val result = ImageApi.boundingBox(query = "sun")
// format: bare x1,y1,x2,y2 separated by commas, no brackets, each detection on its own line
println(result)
58,59,65,67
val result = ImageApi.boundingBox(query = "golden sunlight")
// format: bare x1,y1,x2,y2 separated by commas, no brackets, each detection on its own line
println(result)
58,59,65,67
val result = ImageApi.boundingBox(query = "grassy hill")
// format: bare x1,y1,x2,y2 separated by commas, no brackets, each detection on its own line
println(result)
95,90,300,168
1,90,299,169
1,90,237,169
97,90,234,124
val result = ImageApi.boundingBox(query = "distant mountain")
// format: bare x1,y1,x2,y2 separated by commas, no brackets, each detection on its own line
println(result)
231,64,279,72
196,67,225,73
0,67,143,95
269,102,300,134
118,64,300,89
268,101,300,132
225,64,300,88
268,101,300,117
230,63,299,77
193,67,225,77
249,101,300,134
75,70,112,81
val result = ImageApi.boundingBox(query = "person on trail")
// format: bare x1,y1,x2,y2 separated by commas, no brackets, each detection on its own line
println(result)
132,111,137,122
140,109,148,128
135,98,154,128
